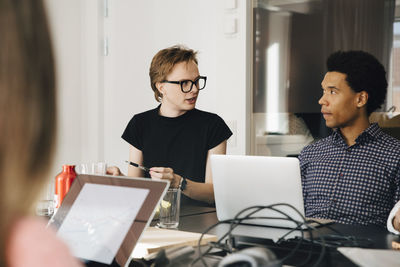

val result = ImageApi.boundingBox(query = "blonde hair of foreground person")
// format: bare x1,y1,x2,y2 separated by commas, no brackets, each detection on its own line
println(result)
0,0,56,265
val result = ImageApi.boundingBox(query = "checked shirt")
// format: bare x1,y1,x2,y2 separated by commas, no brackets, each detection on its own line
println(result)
299,123,400,226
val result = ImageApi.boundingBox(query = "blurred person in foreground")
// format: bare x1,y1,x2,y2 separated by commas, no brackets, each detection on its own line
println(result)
0,0,82,266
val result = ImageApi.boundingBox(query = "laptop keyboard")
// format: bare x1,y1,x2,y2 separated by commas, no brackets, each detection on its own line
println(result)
230,234,374,266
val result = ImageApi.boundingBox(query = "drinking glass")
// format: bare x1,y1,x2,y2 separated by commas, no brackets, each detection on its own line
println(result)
36,180,55,217
158,188,181,229
76,162,107,175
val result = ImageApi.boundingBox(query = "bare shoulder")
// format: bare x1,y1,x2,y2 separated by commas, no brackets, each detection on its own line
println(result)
7,216,83,267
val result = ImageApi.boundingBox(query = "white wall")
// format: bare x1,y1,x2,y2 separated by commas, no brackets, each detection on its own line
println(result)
103,0,221,172
215,0,253,156
45,0,84,175
45,0,252,175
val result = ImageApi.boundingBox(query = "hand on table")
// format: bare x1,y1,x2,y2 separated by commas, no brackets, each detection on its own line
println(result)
105,165,181,189
106,166,123,176
394,208,400,232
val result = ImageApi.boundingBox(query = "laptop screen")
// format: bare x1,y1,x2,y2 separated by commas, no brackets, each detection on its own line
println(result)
48,174,169,266
211,155,304,229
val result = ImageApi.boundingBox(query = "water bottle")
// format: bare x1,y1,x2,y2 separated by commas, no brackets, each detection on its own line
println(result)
54,165,76,209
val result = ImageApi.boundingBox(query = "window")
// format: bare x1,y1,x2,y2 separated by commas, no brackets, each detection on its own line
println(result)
391,20,400,108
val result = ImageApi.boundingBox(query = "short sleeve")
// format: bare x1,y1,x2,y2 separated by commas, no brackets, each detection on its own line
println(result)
298,148,308,200
298,148,307,179
207,115,233,150
122,115,143,150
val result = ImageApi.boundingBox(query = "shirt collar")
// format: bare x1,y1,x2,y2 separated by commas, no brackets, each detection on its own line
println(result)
331,123,382,147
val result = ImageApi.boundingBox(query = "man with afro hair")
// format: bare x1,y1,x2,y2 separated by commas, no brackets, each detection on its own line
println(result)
299,50,400,228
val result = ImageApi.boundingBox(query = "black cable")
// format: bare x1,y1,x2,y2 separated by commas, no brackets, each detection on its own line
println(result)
192,208,315,266
304,219,374,248
191,204,327,267
305,218,344,235
192,204,297,266
228,204,312,265
244,205,326,267
228,204,303,249
191,219,237,267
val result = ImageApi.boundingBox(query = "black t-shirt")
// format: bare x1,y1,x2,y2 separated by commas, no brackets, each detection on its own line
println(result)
122,106,232,203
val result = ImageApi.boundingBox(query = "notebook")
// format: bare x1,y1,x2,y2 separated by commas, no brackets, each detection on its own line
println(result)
48,174,169,267
211,155,305,229
131,227,217,258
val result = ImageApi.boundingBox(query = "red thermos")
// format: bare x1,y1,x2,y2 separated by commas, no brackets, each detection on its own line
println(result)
55,165,76,208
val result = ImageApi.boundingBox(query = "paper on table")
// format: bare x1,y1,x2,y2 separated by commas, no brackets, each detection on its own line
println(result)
57,183,149,264
131,227,217,258
338,247,400,267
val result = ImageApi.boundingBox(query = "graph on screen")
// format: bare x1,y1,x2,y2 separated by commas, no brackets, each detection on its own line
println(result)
57,183,149,264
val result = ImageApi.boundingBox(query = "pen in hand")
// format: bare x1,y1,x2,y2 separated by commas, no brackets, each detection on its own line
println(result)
125,160,150,172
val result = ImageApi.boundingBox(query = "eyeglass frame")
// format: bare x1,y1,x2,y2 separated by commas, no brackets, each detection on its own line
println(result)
160,76,207,93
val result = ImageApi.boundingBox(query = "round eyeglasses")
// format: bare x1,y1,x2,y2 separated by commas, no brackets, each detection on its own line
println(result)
161,76,207,93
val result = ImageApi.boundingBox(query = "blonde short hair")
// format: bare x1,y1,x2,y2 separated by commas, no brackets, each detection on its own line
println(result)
149,45,198,102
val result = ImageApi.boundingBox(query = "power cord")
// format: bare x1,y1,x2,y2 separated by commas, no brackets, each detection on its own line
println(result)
190,203,327,267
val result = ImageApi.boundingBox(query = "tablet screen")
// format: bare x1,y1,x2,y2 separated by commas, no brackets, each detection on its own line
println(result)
48,175,169,266
57,184,149,264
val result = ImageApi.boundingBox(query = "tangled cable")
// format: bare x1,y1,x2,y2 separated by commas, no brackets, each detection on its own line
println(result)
190,203,327,267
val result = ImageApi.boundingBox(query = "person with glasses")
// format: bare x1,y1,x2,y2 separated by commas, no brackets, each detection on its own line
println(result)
108,45,232,205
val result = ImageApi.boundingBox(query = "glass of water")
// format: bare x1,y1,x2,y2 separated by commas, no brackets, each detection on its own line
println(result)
76,162,107,175
158,188,181,229
36,180,55,217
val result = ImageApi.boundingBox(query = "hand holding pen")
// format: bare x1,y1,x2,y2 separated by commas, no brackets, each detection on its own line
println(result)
106,166,123,176
147,167,182,188
105,161,150,176
125,160,150,172
125,160,181,188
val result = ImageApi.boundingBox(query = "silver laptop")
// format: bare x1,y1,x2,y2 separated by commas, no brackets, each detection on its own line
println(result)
48,174,169,267
211,155,305,229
